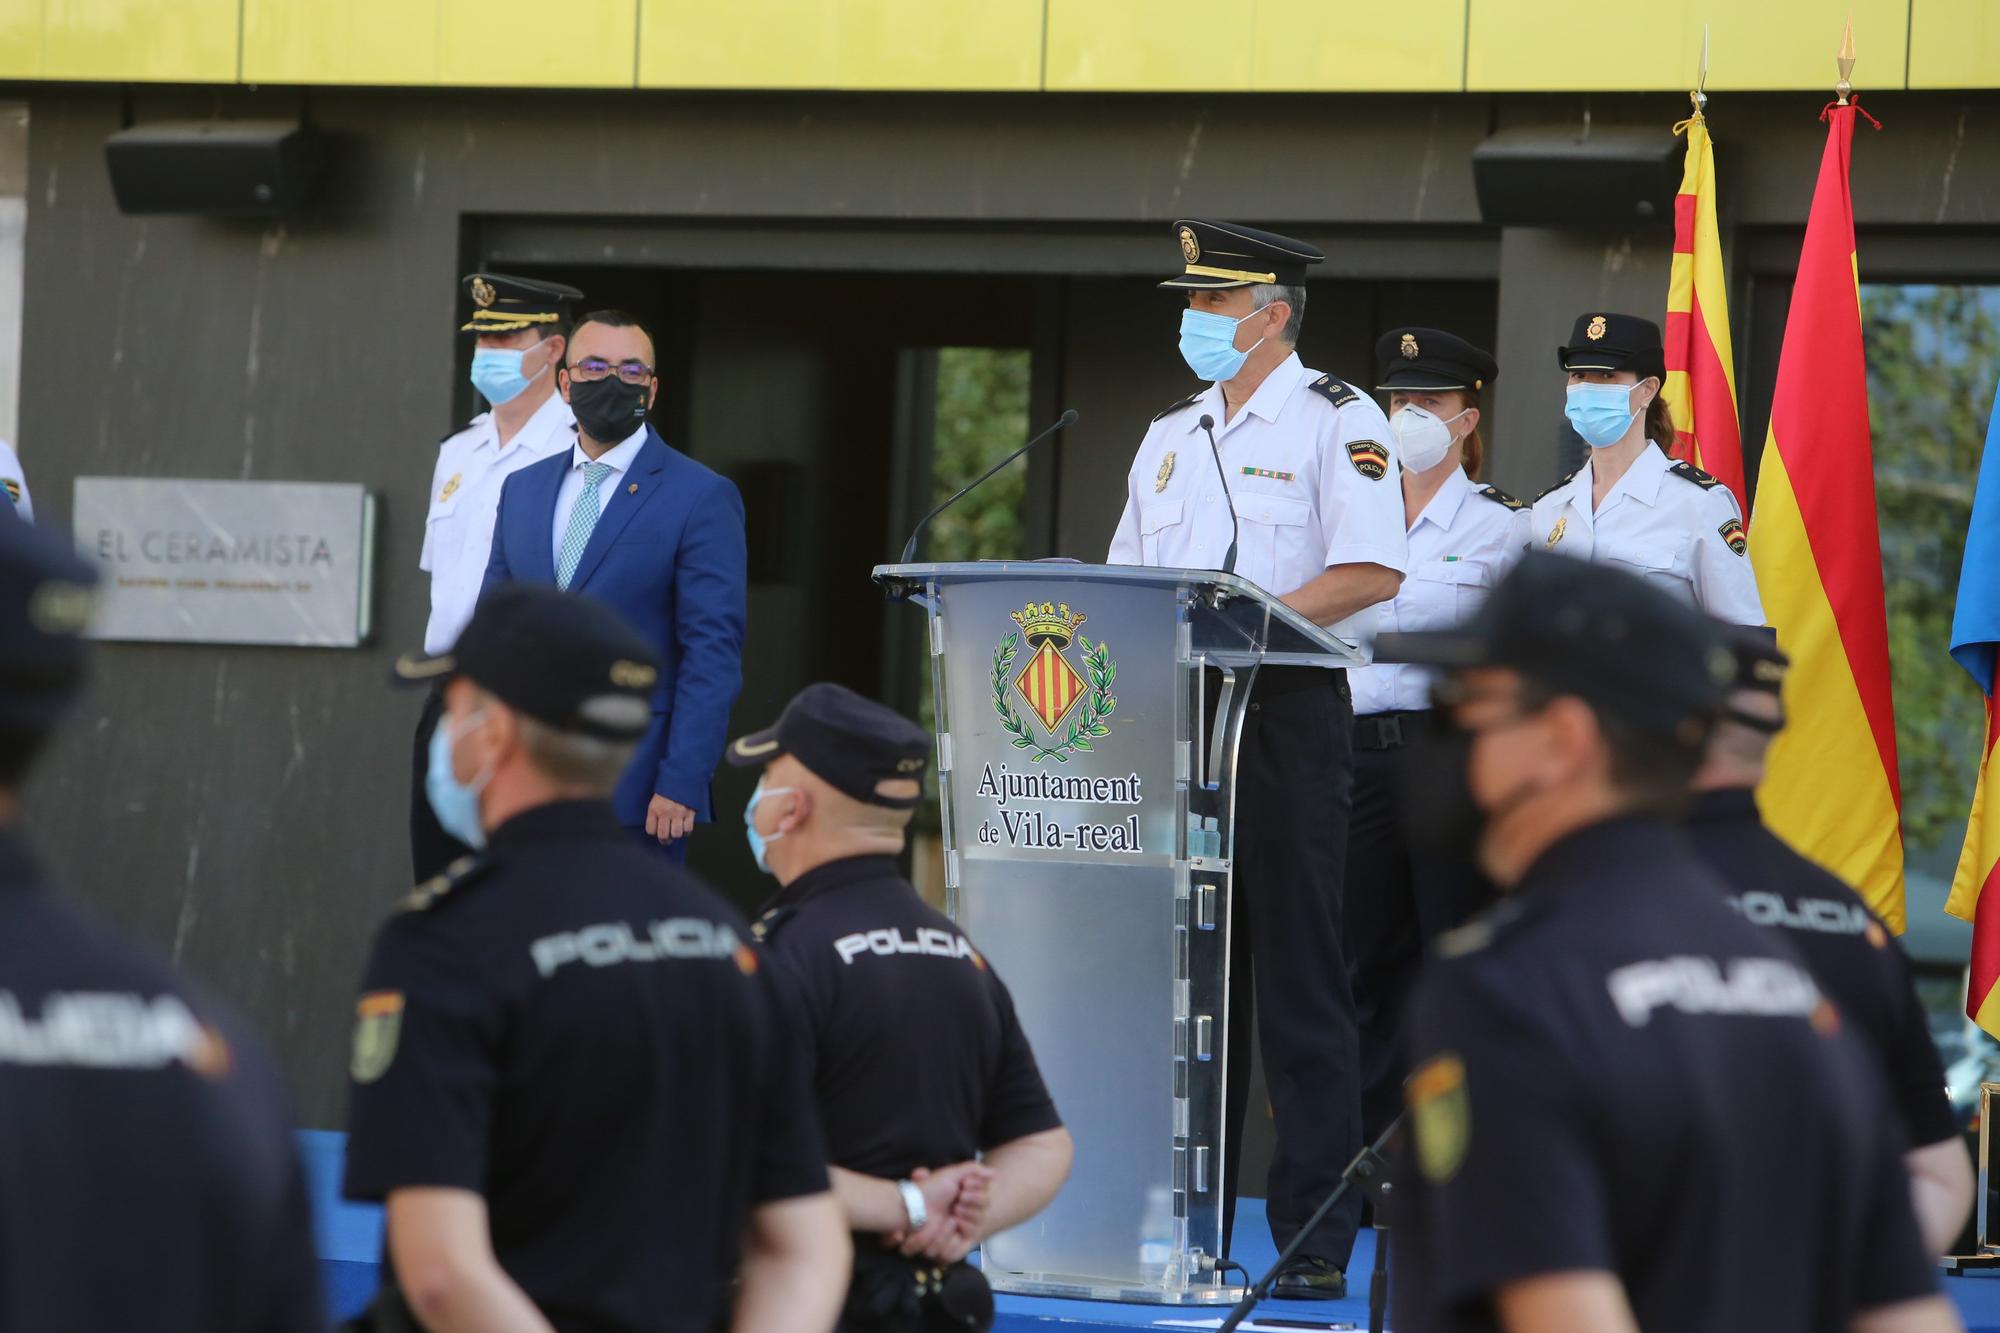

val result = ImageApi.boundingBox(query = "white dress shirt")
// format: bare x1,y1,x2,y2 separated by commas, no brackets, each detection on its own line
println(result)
1527,442,1765,626
1350,468,1533,716
420,391,575,654
549,423,648,563
1108,353,1410,645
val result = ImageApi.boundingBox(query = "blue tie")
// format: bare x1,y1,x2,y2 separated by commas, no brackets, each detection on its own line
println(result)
555,461,614,590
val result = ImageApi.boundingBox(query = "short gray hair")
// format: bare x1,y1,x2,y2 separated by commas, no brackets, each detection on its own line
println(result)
1249,283,1307,343
517,714,637,792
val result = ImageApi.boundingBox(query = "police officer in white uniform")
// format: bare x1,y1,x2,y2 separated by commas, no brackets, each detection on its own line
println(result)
1345,327,1526,1148
1530,312,1764,625
1109,219,1408,1299
411,272,582,880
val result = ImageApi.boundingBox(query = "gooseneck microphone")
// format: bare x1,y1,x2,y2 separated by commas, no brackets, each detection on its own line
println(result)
898,409,1079,565
1199,414,1240,577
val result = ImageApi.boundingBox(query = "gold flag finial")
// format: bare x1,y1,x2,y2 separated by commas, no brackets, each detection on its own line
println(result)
1836,16,1857,104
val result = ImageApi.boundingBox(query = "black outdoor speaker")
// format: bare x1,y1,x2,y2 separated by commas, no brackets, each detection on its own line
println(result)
104,120,319,217
1472,125,1681,228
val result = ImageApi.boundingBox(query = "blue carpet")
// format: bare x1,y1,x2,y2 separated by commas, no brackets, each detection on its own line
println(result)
295,1131,2000,1330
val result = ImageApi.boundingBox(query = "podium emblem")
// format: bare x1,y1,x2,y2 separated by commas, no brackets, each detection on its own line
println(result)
993,602,1118,763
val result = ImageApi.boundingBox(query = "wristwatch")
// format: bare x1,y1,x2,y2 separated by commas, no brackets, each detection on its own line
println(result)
896,1178,928,1231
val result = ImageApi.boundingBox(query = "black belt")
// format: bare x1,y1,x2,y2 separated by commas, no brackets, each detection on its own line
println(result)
1250,664,1346,698
1353,709,1429,751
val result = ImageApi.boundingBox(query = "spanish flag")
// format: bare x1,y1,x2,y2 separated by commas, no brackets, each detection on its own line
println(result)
1664,108,1747,517
1945,379,2000,1035
1749,103,1905,931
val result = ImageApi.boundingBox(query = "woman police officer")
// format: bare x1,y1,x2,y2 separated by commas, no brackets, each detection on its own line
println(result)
1343,327,1527,1143
1529,312,1764,624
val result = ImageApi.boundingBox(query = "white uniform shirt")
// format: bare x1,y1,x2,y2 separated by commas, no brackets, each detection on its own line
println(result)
0,440,31,522
1350,468,1533,716
1107,354,1410,638
420,391,575,654
549,423,648,560
1527,442,1764,626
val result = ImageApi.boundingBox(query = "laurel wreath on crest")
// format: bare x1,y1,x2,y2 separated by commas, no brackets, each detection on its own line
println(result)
990,631,1118,765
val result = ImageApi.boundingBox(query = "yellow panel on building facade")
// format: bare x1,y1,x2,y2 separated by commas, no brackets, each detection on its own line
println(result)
639,0,1040,90
1045,0,1253,91
436,0,636,87
1252,0,1464,90
242,0,440,85
1909,0,2000,87
1467,0,1909,92
0,2,41,80
41,0,238,82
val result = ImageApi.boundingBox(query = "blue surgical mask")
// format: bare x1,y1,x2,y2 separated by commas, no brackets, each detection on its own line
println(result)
425,711,494,850
744,780,798,874
1177,305,1270,383
1565,382,1643,449
469,341,549,406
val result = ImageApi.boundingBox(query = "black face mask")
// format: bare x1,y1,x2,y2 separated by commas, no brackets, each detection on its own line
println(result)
566,375,651,443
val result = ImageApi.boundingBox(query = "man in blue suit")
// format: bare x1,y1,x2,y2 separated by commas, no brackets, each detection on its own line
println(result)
483,309,747,858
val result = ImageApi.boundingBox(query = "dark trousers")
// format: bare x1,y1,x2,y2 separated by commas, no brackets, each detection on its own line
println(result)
1219,666,1361,1270
409,684,473,883
1342,717,1499,1143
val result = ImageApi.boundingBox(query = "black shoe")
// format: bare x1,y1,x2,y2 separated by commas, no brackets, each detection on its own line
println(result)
1270,1255,1347,1300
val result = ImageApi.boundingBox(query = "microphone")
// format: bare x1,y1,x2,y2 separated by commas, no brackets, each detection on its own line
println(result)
1198,414,1240,577
898,409,1079,565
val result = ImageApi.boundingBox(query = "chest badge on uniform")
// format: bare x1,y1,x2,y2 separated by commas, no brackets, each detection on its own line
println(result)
1155,452,1176,493
994,602,1122,770
439,472,461,504
1346,439,1389,480
1717,517,1748,556
350,991,405,1084
1407,1052,1470,1184
1546,517,1568,549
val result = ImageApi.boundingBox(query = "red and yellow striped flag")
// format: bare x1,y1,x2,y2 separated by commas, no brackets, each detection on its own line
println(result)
1749,103,1905,930
1664,109,1747,517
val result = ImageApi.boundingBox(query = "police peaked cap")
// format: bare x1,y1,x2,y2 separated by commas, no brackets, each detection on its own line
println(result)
1557,311,1667,385
1160,219,1323,290
0,511,97,734
461,272,585,334
1375,327,1498,393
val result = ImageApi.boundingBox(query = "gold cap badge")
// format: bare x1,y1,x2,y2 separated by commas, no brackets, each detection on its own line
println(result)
1400,333,1419,360
471,277,497,308
1178,227,1200,265
1586,315,1608,341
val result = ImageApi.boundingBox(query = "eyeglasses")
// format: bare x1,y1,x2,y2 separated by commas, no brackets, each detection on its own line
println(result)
568,357,656,386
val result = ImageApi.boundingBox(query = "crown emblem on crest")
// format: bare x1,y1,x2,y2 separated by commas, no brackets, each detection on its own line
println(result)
1010,601,1087,647
1586,315,1608,341
1400,333,1420,359
471,277,497,308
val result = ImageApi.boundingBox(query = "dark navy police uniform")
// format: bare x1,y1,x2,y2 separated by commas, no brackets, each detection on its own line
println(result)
0,514,323,1332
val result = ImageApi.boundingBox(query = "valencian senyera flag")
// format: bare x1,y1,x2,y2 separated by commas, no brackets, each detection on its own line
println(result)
1749,101,1906,931
1945,378,2000,1034
1664,107,1748,518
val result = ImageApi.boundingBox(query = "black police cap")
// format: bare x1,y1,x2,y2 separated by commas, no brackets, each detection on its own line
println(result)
1160,219,1323,291
727,682,931,811
1376,552,1735,745
1717,621,1787,695
461,272,585,335
1557,311,1666,385
393,584,660,741
1374,326,1498,393
0,511,97,734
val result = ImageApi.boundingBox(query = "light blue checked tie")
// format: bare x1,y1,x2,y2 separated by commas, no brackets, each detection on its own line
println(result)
555,461,614,590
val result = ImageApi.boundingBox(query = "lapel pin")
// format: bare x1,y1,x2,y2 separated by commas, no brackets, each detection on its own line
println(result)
627,483,638,494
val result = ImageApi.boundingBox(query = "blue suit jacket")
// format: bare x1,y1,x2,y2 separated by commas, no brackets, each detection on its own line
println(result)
482,429,747,827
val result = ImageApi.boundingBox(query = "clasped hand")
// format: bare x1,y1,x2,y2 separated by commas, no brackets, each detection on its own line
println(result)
880,1161,995,1264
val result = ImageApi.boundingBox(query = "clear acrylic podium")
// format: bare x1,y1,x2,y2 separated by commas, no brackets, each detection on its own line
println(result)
874,561,1364,1304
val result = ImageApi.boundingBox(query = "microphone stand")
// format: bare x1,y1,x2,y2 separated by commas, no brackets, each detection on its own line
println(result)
898,409,1078,565
1217,1111,1405,1333
1198,414,1240,576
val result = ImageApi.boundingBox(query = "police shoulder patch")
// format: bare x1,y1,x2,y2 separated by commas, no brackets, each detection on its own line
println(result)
1717,516,1748,557
1307,375,1362,410
1533,471,1577,503
1346,439,1390,480
350,990,405,1084
1670,460,1720,490
1407,1052,1470,1185
1477,485,1525,511
1152,391,1204,423
399,855,488,913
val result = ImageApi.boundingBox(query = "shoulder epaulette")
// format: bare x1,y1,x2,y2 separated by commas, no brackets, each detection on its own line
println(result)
399,855,489,913
436,417,479,446
1306,375,1362,410
1670,460,1720,490
1434,898,1533,960
1151,391,1204,423
1533,472,1576,503
1477,484,1525,511
751,906,795,944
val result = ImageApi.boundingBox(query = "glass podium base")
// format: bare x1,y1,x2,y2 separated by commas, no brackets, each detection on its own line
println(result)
988,1270,1246,1304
